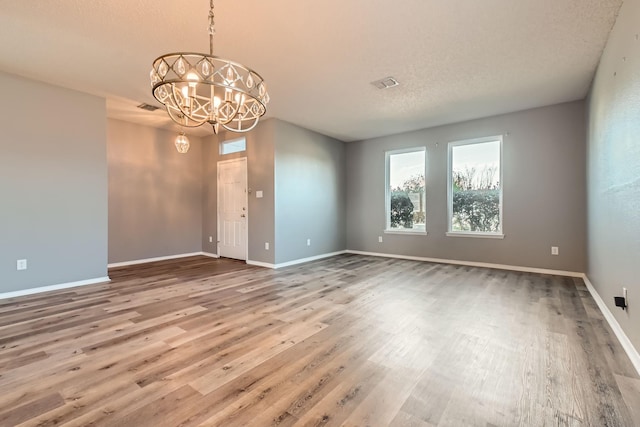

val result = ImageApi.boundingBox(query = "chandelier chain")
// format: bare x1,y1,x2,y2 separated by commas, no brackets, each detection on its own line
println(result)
208,0,215,55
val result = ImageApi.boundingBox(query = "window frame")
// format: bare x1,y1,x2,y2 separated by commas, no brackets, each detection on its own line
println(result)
384,146,427,235
446,135,504,239
219,137,247,155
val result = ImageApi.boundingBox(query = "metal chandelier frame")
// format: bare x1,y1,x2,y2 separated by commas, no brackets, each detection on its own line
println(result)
150,0,269,134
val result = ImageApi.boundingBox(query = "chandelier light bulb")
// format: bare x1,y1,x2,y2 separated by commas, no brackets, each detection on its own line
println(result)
187,72,199,86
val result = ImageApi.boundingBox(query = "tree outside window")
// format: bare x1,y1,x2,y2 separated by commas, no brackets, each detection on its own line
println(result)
448,137,502,235
386,148,426,232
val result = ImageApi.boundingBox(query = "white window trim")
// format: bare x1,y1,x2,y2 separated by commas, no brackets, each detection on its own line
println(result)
384,146,427,234
447,135,503,238
384,230,428,236
445,232,504,239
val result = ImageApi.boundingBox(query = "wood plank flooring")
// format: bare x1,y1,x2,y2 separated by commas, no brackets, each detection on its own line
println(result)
0,254,638,426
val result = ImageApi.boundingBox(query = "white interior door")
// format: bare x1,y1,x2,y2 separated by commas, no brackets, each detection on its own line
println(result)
217,158,248,260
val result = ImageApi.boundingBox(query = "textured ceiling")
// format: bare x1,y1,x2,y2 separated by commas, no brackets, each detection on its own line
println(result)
0,0,622,141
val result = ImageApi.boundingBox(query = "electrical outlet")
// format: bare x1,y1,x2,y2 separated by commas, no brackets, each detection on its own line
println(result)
378,236,383,243
551,246,559,255
265,242,269,250
17,259,27,270
209,236,213,243
307,239,311,246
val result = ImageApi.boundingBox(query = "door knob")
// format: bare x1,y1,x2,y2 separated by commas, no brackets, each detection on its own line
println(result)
240,214,246,217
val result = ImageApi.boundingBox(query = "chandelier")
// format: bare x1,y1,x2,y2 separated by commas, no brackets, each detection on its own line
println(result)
149,0,269,134
174,132,190,154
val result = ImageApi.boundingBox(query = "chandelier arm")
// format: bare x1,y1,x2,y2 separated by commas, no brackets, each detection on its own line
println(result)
221,117,260,133
166,103,207,128
162,83,209,127
165,83,212,127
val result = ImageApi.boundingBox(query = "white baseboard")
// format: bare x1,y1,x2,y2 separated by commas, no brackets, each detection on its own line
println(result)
108,252,208,268
246,259,276,269
0,276,111,300
582,275,640,376
247,250,348,270
274,250,348,269
201,252,220,259
345,250,583,277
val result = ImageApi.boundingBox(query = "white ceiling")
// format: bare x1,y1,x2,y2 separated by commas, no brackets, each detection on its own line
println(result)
0,0,622,142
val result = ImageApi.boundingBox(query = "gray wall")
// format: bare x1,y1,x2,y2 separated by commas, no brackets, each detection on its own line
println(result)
202,119,276,264
346,101,586,272
274,120,346,264
201,118,346,265
107,119,203,264
201,133,219,256
0,71,108,293
587,0,640,352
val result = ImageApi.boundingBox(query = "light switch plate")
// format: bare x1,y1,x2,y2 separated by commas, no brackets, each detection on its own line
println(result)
256,191,263,198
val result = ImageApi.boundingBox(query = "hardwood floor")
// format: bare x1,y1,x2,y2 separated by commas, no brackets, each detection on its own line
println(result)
0,254,638,426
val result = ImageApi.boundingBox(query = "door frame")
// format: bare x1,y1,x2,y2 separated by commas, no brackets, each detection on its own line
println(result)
216,157,249,261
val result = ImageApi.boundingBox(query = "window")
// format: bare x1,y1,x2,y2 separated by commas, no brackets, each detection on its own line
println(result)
385,147,426,233
447,136,503,237
220,137,246,155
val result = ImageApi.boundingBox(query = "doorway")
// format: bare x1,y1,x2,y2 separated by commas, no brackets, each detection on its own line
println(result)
217,158,248,260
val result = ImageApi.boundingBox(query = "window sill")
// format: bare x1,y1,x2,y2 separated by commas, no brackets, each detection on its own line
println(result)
384,230,428,236
446,232,504,239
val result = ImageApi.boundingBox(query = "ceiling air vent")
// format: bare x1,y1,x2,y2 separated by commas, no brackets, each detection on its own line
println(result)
137,103,160,112
371,76,399,90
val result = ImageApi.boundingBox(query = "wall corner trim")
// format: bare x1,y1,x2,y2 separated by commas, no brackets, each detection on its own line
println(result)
0,276,111,301
582,274,640,376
